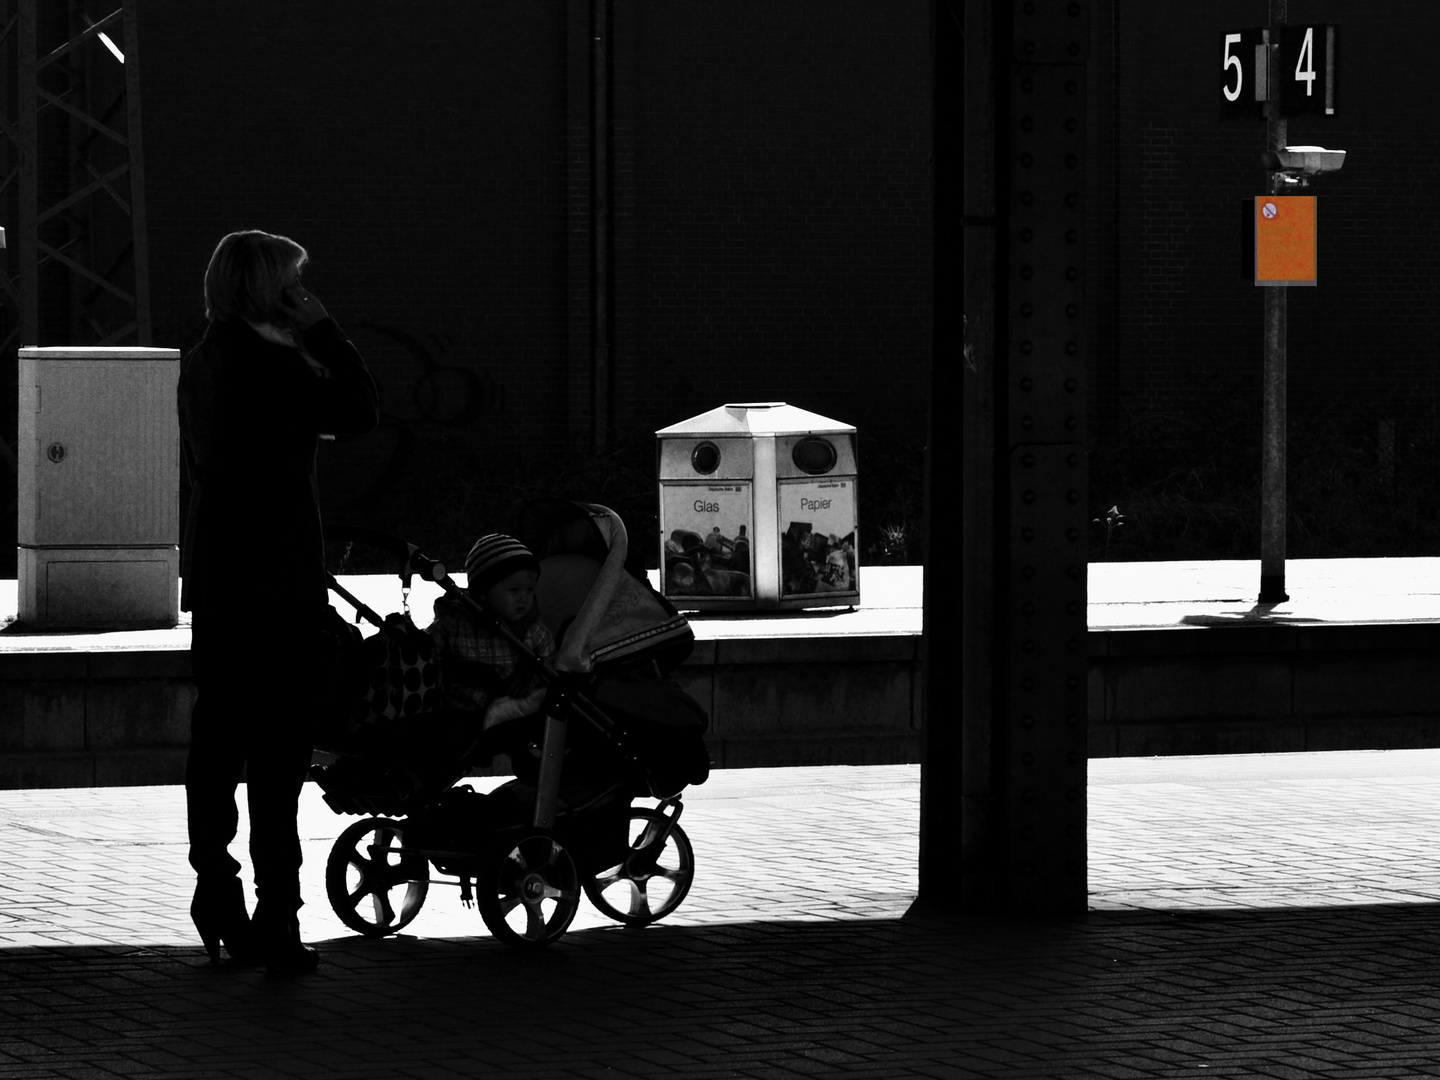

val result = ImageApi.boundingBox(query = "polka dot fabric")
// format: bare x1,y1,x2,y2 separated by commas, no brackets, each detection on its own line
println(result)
351,613,442,734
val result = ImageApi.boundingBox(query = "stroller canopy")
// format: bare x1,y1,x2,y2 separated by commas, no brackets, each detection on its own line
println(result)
516,499,694,673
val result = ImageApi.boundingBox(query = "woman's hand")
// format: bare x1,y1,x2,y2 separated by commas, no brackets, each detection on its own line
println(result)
274,284,330,330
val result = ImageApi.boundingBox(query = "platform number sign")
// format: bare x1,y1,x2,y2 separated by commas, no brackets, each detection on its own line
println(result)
1220,28,1266,119
1220,25,1338,119
1278,24,1338,117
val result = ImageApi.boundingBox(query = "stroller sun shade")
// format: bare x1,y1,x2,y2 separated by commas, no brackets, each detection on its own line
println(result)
516,499,694,673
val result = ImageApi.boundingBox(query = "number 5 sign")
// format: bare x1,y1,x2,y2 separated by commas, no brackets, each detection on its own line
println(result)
1220,28,1266,119
1220,25,1338,119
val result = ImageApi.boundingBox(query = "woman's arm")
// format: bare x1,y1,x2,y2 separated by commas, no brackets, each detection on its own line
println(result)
277,284,380,436
298,318,380,435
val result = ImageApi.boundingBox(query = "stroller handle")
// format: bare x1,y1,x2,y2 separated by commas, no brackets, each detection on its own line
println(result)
330,525,450,588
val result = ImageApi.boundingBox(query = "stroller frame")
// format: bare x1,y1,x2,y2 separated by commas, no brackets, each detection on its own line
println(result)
313,504,704,948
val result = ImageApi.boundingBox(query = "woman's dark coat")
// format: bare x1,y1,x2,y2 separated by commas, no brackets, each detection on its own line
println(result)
177,317,379,621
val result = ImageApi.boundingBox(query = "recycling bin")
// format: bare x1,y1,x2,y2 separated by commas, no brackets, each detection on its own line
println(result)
656,402,858,611
18,346,181,627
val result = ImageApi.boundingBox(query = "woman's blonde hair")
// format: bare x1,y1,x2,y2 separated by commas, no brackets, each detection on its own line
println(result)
203,230,308,323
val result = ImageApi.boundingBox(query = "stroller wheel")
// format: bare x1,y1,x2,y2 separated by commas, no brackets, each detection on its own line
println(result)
476,832,581,948
583,807,694,926
325,817,429,937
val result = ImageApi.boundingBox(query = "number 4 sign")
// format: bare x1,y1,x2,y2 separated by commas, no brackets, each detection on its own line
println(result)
1278,24,1338,117
1219,25,1338,120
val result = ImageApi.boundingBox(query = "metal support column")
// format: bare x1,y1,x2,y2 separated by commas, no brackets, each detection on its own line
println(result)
918,0,965,906
589,0,611,453
563,0,615,455
928,0,1089,915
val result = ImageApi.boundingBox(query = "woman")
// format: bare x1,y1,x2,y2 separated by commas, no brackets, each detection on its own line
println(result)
178,230,379,974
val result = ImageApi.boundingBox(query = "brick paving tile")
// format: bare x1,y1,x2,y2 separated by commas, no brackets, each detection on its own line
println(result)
14,758,1440,1075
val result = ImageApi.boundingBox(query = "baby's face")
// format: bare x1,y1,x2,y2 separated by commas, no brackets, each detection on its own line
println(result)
483,568,539,623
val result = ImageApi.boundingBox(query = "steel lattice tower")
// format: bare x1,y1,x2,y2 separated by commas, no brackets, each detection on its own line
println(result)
0,0,152,355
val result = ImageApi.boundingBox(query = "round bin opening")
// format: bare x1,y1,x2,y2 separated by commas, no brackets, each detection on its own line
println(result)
691,441,721,475
792,436,837,475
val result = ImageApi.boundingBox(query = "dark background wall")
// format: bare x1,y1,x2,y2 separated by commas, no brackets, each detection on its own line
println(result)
138,4,574,558
13,4,1434,572
123,1,932,570
622,6,931,431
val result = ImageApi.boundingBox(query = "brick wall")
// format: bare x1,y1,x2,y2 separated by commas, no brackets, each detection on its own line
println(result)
136,3,572,543
108,2,930,566
16,5,1440,570
618,3,932,441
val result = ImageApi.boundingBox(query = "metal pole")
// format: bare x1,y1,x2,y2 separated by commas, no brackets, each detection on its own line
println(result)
591,0,611,452
17,0,37,346
1259,0,1289,604
122,0,153,345
1259,251,1288,602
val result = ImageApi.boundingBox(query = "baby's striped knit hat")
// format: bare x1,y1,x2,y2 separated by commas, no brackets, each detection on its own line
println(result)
464,534,539,594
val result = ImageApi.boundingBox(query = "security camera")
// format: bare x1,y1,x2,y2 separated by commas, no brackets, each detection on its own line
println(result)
1261,145,1346,183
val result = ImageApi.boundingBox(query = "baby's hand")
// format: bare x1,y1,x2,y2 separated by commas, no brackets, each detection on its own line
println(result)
482,688,546,729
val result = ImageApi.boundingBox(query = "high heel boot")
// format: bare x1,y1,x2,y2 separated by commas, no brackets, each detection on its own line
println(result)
190,877,258,964
253,904,319,976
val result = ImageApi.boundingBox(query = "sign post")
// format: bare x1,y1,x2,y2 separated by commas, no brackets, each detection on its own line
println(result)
1260,7,1290,603
1221,3,1341,604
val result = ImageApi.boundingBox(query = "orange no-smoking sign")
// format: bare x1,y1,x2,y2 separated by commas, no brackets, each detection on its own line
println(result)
1254,195,1317,285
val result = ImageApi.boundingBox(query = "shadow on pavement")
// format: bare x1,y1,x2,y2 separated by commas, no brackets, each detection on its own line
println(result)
8,905,1440,1077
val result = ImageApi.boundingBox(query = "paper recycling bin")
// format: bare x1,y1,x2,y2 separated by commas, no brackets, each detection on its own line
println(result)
656,402,858,611
18,346,181,627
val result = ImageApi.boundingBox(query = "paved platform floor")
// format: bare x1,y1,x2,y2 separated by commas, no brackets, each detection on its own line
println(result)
1087,556,1440,630
7,752,1440,1077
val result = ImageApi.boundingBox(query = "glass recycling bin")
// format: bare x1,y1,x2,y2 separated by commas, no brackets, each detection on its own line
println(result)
656,402,858,611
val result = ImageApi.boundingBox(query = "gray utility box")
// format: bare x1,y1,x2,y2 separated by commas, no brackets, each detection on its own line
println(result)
656,401,858,611
18,346,181,627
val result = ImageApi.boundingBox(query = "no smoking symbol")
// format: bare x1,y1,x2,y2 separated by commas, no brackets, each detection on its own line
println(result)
1262,201,1279,219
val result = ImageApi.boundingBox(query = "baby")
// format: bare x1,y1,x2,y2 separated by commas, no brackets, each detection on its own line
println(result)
426,533,556,728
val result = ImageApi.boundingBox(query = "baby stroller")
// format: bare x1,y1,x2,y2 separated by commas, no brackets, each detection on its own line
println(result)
310,499,710,948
